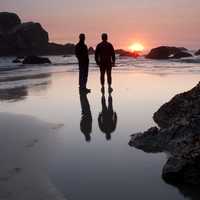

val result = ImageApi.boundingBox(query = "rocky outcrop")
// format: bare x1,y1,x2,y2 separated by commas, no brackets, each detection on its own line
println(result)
12,58,21,63
172,51,192,59
22,56,51,64
0,12,49,56
195,50,200,56
44,43,75,55
116,49,140,58
0,12,76,57
129,82,200,185
0,12,21,33
11,22,49,49
146,46,192,59
154,83,200,128
88,47,95,54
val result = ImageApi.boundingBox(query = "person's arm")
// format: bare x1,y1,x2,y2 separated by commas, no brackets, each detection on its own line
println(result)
95,45,100,65
85,45,89,63
75,45,79,59
85,45,89,55
111,44,116,65
113,112,117,130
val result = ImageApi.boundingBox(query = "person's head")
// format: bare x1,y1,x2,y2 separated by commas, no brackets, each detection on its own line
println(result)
79,33,85,43
101,33,108,42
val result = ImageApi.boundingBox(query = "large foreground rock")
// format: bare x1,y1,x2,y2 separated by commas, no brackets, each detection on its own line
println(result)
129,82,200,185
146,46,192,59
154,83,200,128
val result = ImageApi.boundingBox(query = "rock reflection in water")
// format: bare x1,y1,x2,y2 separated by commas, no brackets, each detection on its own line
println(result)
0,73,52,102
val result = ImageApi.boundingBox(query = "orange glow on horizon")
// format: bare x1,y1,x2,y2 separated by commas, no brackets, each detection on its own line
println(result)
128,43,145,52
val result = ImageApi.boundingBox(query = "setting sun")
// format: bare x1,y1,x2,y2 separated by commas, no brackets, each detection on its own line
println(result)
129,43,145,52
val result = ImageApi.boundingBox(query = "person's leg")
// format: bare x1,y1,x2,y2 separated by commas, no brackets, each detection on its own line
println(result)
107,67,112,86
83,64,89,88
100,66,106,86
79,63,90,93
79,64,84,89
106,66,113,93
100,66,106,93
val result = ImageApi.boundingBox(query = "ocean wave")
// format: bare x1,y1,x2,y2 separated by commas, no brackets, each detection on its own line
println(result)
1,55,200,76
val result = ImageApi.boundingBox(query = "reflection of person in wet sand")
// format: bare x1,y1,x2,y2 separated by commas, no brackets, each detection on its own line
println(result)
98,93,117,140
79,91,92,142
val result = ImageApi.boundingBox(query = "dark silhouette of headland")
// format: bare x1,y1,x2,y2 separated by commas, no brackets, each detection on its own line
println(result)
0,12,80,57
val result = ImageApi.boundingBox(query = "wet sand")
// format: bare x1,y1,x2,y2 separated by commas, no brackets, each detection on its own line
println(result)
1,64,200,200
0,113,65,200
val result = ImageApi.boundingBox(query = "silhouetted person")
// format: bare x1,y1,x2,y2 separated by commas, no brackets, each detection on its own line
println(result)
98,93,117,140
79,91,92,142
75,33,91,93
95,33,115,93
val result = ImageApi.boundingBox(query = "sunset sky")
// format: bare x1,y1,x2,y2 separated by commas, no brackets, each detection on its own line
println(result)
1,0,200,50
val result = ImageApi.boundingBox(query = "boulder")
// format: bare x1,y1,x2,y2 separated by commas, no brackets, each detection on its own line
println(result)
172,51,193,59
115,49,126,55
45,43,75,55
153,82,200,128
11,22,49,50
0,12,82,56
129,82,200,185
0,12,21,33
88,47,95,54
195,50,200,56
116,49,140,58
12,58,21,63
22,56,51,64
0,18,49,56
146,46,189,59
179,47,188,51
162,156,200,185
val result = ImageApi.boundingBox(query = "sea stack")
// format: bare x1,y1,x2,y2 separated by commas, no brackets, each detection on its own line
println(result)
146,46,192,59
129,82,200,185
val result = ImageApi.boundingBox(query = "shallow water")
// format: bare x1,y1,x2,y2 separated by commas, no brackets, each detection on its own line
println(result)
1,56,200,200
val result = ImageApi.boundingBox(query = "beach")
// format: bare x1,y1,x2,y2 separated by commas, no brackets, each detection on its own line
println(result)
1,55,200,199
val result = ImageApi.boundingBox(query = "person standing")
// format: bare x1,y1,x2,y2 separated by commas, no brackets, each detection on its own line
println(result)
75,33,91,93
95,33,115,93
